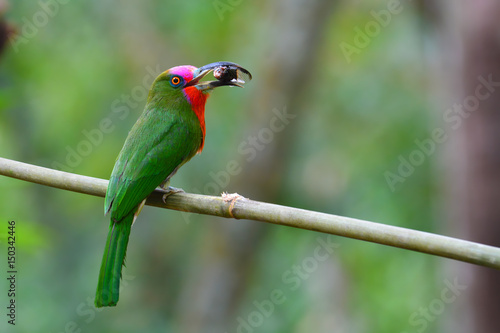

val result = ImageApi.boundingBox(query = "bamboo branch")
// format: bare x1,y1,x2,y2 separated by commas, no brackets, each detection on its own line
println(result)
1,156,499,269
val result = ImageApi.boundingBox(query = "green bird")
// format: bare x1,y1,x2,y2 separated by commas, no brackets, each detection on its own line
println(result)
95,62,252,307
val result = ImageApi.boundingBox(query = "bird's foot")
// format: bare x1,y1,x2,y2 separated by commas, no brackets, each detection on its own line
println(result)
162,186,185,203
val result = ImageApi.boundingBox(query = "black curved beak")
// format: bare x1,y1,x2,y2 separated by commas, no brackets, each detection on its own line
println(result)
185,61,252,91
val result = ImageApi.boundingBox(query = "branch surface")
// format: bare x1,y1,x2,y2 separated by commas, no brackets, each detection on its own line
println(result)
1,156,499,269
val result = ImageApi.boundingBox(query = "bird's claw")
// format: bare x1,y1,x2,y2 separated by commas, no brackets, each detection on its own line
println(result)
162,186,185,203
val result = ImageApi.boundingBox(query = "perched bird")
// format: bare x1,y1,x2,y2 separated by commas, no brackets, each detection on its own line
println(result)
95,62,251,307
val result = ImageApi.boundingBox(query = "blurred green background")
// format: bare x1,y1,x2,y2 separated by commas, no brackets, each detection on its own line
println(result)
0,1,492,332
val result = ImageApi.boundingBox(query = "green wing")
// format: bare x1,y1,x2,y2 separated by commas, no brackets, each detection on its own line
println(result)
105,105,202,222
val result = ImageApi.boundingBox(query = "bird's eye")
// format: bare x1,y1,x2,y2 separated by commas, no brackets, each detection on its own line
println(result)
170,75,183,87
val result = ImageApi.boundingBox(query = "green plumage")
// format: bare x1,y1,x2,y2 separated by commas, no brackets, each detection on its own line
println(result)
95,71,203,307
95,212,132,306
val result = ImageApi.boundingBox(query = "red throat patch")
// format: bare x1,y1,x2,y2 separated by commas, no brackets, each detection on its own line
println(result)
183,86,209,153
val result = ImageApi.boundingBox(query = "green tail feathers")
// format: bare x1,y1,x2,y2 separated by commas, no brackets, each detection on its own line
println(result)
95,214,133,307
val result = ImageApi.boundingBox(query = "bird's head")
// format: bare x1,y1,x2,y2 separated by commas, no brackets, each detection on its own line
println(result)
147,62,252,151
148,61,251,106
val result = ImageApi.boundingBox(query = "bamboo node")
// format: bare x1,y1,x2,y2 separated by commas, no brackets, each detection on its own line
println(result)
221,192,245,218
